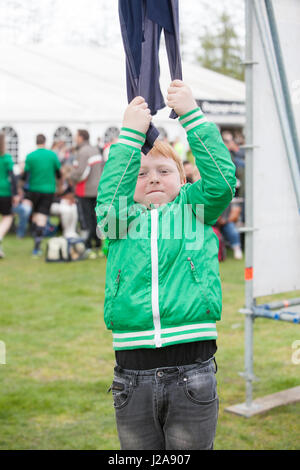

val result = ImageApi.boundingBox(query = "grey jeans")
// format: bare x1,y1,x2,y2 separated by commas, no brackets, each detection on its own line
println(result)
109,357,219,450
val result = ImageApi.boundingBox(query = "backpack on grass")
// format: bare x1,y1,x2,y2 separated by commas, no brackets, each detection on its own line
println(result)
45,237,86,262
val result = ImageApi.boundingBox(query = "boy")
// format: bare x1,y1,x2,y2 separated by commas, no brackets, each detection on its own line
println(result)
96,81,236,450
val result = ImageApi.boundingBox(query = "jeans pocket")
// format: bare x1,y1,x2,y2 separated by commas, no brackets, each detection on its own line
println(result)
184,370,217,405
109,377,134,410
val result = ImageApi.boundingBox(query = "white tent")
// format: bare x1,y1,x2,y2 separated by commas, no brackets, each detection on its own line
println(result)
0,44,245,162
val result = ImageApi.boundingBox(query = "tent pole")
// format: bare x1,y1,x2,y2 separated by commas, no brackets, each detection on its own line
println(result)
244,0,256,409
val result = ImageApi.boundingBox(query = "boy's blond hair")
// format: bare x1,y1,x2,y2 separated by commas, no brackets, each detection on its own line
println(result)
147,140,186,184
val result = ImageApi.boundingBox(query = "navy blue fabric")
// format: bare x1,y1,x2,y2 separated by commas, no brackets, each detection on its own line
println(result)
118,0,182,153
119,0,144,79
146,0,174,33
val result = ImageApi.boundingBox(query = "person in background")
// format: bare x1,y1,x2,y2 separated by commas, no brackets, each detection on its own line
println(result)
11,161,31,238
21,134,61,257
222,130,245,221
50,164,79,239
70,129,104,258
182,160,196,183
234,131,245,148
96,137,104,157
222,130,245,169
0,132,18,258
51,140,70,163
102,136,118,163
216,202,243,260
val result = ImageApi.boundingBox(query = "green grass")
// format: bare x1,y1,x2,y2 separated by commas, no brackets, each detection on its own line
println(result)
0,235,299,450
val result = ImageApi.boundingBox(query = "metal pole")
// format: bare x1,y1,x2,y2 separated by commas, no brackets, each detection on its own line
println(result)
244,0,256,408
264,0,300,169
252,307,300,323
258,297,300,310
253,0,300,211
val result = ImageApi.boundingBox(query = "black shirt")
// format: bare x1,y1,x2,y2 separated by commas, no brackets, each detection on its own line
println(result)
115,340,217,370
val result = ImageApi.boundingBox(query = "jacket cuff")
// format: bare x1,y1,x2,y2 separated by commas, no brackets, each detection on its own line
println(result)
118,127,146,150
179,107,207,133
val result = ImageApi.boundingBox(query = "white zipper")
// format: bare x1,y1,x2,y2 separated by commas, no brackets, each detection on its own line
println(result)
150,209,162,347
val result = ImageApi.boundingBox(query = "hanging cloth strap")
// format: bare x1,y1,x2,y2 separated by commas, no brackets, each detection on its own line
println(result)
118,0,183,153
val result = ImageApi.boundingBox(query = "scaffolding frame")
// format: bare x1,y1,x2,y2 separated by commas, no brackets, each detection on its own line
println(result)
225,0,300,418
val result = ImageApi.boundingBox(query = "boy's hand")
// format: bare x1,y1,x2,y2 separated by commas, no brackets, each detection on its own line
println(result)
166,80,198,116
122,96,152,134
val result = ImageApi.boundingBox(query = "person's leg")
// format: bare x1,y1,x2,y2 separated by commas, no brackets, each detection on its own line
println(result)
31,194,54,255
59,201,79,238
22,199,33,213
0,215,13,240
22,197,40,252
79,197,100,250
112,366,165,450
78,198,92,249
0,197,14,257
32,212,47,254
164,358,219,450
13,202,32,237
49,202,61,217
76,197,88,239
221,222,243,259
88,197,101,248
49,202,64,235
221,222,240,246
233,156,245,168
0,215,13,258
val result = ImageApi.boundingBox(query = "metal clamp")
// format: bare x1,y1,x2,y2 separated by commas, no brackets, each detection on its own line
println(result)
240,60,259,66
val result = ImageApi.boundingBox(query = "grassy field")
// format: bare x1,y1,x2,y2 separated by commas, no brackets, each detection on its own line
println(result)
0,234,299,450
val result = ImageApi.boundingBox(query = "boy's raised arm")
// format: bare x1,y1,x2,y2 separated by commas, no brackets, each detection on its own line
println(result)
96,97,151,239
167,80,237,225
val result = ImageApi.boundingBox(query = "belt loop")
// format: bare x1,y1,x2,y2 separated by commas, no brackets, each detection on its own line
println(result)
131,371,138,387
177,366,184,384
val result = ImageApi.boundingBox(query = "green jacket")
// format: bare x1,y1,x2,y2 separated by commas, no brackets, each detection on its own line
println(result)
96,108,236,351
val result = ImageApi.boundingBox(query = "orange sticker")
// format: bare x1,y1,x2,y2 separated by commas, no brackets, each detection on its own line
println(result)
245,267,253,280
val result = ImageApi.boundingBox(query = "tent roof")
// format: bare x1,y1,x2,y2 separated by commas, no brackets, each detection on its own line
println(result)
0,44,245,123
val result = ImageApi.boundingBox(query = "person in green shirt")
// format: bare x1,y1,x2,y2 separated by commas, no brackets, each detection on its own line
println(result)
0,132,18,258
22,134,61,257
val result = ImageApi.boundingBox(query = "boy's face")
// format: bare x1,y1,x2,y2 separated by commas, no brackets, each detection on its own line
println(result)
134,153,184,207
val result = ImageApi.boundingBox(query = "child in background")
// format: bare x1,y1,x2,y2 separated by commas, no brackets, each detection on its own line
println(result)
96,81,236,450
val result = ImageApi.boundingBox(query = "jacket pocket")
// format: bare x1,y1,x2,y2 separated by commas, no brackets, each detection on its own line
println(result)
187,256,210,310
183,366,218,405
113,269,121,297
187,256,200,283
